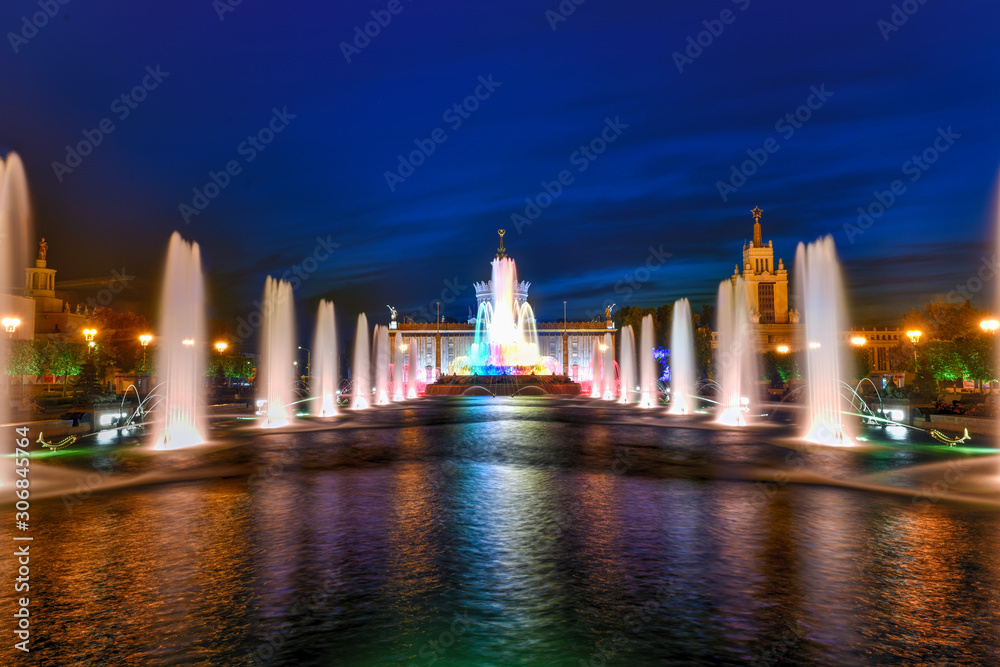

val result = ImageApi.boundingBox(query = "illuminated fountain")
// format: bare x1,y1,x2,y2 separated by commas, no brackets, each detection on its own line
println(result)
618,325,636,403
259,277,295,428
589,339,601,398
312,300,338,417
669,298,696,414
638,315,657,408
392,334,404,401
407,342,418,398
373,324,390,405
716,277,757,425
155,233,207,448
0,153,31,438
602,332,616,400
451,233,555,375
796,236,852,445
352,314,370,409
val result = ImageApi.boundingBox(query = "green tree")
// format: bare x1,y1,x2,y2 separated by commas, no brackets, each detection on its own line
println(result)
42,339,84,396
5,340,43,399
954,333,995,391
760,350,800,386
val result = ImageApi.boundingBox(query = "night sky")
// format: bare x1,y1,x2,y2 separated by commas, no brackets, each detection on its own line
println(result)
2,0,998,336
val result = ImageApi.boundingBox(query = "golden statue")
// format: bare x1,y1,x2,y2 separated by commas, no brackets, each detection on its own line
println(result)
38,237,47,260
497,229,506,258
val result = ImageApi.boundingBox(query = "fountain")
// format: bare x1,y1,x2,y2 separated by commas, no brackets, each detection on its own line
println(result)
669,299,696,415
590,339,602,398
715,277,757,425
373,324,390,405
0,153,32,485
154,233,206,448
638,314,657,408
407,342,418,398
352,314,370,409
602,332,616,400
618,325,636,404
312,300,338,417
796,236,852,445
392,334,404,401
259,277,295,428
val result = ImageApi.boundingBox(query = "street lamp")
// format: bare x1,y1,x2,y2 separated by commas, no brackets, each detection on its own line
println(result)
298,346,310,377
851,336,866,346
980,319,999,334
215,341,228,354
2,317,20,338
83,328,97,352
776,345,789,354
906,330,921,364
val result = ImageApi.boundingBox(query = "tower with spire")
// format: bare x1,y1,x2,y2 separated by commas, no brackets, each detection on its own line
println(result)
736,207,789,324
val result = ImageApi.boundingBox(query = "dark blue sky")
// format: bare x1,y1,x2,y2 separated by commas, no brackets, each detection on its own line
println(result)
2,0,998,333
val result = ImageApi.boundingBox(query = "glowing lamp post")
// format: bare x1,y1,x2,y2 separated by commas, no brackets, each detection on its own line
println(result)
906,330,921,364
215,341,228,354
776,345,789,354
980,319,998,334
138,334,152,393
851,336,866,346
2,317,20,338
83,328,97,353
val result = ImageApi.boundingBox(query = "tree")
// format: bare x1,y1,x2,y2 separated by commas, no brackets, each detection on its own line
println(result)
953,332,995,391
90,308,153,374
694,325,713,380
5,340,43,399
850,346,874,383
42,339,85,396
761,350,800,386
903,300,984,342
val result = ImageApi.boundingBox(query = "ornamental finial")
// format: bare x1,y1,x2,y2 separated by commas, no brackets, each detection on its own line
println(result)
751,206,763,222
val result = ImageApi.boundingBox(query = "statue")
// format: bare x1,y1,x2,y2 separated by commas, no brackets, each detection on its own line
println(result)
605,303,615,320
387,305,397,321
38,238,47,261
63,302,70,313
789,309,800,324
75,304,80,314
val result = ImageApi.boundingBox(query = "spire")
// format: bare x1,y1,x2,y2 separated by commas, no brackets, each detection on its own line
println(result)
496,228,506,258
751,206,763,247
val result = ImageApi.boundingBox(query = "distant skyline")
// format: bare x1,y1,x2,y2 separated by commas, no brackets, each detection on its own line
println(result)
1,0,998,334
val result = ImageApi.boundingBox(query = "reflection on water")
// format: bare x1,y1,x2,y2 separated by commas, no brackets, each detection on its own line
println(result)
3,398,1000,665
